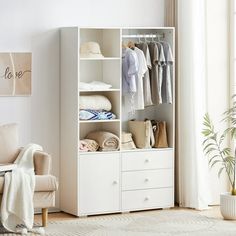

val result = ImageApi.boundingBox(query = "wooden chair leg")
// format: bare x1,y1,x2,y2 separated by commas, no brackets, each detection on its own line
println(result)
42,208,48,227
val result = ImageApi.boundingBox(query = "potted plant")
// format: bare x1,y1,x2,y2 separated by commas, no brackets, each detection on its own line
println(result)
202,97,236,220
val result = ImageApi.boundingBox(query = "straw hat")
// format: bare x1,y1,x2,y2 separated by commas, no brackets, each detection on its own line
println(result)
80,42,104,58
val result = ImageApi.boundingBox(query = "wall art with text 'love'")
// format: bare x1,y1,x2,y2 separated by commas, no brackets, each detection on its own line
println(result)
0,53,31,96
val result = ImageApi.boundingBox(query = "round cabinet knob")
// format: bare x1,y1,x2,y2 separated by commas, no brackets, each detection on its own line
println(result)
145,178,149,182
113,180,118,185
144,197,149,201
145,159,149,163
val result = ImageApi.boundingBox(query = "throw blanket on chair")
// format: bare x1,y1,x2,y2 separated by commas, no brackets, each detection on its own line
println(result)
1,143,42,232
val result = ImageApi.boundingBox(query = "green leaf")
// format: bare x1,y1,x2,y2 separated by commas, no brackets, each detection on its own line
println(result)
210,160,222,168
202,138,210,146
219,133,226,145
205,148,217,155
203,114,213,129
231,128,236,139
218,167,225,178
209,134,217,141
208,155,220,165
221,148,231,156
225,156,235,163
226,161,234,175
224,127,233,135
203,142,217,151
231,119,236,126
202,129,212,136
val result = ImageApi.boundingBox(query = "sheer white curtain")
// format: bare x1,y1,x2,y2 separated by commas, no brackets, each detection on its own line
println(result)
176,0,211,209
165,0,176,27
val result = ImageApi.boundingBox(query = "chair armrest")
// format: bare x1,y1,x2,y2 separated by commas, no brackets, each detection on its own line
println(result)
34,151,52,175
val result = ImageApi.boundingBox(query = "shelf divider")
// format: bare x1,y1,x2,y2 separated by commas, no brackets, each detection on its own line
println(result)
80,57,120,61
79,119,120,123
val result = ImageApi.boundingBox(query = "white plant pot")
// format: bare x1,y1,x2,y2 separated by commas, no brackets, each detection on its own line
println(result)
220,192,236,220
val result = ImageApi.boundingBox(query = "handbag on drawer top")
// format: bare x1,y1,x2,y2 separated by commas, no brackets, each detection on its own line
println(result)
121,132,136,150
152,120,169,148
128,120,155,149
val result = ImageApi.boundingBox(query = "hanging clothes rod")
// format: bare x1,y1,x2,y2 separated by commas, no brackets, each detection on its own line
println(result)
122,33,165,38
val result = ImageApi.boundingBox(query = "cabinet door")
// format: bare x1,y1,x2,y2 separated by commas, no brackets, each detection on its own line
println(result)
79,153,120,215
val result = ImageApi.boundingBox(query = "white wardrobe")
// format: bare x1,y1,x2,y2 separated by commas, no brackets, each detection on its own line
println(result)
60,27,175,216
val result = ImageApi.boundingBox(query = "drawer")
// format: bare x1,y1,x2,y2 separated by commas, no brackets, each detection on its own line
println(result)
122,169,173,191
122,150,173,171
122,188,173,211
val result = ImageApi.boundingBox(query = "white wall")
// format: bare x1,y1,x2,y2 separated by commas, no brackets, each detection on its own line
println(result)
206,0,230,204
0,0,165,209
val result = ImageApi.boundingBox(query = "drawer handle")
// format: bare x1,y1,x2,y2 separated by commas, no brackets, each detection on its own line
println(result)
145,178,149,182
113,180,118,185
144,197,149,201
145,159,149,163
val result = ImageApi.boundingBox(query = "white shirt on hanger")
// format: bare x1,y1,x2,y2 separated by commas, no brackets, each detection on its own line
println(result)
133,47,148,110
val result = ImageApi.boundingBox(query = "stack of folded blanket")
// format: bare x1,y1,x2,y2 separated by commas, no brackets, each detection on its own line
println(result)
80,110,116,120
83,131,120,152
79,139,99,152
79,95,116,120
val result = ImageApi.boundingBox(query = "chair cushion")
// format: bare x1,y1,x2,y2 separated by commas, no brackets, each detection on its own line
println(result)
0,123,19,163
0,175,58,194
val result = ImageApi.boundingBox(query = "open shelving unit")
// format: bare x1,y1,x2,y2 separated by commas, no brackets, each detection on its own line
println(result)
78,28,121,146
60,27,175,216
80,28,121,57
80,59,121,90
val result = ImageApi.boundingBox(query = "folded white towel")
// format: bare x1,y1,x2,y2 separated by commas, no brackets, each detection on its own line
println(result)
79,95,112,111
80,81,112,91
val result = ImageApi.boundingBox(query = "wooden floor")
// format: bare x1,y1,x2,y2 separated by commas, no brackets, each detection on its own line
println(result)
34,206,222,223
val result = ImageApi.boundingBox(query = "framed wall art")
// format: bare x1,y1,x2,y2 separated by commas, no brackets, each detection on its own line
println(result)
0,53,32,96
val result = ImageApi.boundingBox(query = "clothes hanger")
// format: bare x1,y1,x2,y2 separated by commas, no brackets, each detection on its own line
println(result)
145,34,154,45
145,34,152,43
152,35,164,45
138,35,141,43
135,35,142,45
156,34,166,43
142,34,146,43
127,40,135,50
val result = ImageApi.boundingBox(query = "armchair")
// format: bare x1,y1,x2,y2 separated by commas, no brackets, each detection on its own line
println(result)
0,123,58,227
